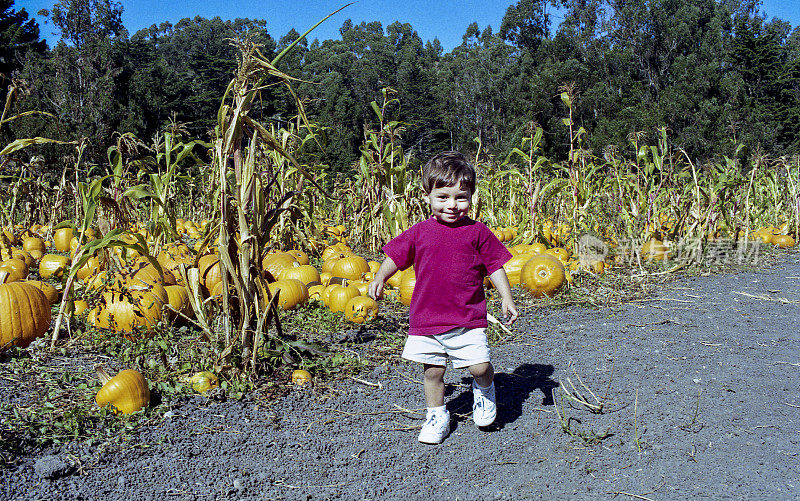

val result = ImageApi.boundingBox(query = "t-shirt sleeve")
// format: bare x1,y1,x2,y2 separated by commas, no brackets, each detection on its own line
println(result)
382,225,416,270
477,224,513,275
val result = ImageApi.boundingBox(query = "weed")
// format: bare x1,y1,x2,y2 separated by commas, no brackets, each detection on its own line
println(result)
552,388,613,446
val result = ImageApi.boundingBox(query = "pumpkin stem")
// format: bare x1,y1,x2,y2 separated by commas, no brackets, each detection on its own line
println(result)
95,365,113,384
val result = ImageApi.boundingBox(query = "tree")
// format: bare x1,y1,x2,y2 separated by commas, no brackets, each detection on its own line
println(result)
0,0,46,92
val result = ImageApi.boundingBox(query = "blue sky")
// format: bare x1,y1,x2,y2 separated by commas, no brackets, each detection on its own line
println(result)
20,0,800,51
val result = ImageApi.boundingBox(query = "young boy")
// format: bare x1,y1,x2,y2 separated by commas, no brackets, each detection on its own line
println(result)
368,151,518,444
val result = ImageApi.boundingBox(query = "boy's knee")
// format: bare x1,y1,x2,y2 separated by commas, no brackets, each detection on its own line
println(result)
423,364,446,380
468,361,493,379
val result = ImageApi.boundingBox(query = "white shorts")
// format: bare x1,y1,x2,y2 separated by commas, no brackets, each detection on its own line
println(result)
401,327,490,369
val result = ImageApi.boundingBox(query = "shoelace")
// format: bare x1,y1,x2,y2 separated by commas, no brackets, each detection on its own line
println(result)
425,413,445,426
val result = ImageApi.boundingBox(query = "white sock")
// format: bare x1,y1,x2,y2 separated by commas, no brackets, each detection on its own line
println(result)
427,405,447,416
474,381,494,391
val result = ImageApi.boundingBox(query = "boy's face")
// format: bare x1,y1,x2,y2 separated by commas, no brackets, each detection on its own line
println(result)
425,184,471,224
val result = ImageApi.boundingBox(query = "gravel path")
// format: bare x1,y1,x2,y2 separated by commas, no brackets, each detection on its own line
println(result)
3,252,799,500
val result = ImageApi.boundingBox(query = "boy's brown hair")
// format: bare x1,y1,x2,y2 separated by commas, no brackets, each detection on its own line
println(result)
421,151,476,195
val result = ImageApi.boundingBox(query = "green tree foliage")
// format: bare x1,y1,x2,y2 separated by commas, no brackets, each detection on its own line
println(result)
0,0,46,95
3,0,799,172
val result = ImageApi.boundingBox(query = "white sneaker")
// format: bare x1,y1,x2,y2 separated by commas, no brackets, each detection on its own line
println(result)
418,410,451,444
472,381,497,426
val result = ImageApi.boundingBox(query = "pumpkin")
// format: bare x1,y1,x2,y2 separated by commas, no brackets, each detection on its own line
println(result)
386,269,402,289
322,246,352,262
0,281,51,348
308,284,326,301
22,280,60,304
287,249,310,265
344,296,379,323
367,260,381,273
278,263,320,285
0,247,34,267
520,254,566,298
351,280,371,296
88,279,165,334
641,238,670,261
326,284,361,312
291,369,312,386
0,258,28,283
502,253,535,287
39,254,70,279
128,261,176,286
1,228,17,245
771,234,795,248
70,299,90,317
95,366,149,414
544,247,570,264
189,371,219,394
321,254,345,274
198,254,221,294
53,227,74,252
267,279,309,310
331,255,370,281
398,268,416,306
164,285,193,320
262,252,297,280
75,255,103,281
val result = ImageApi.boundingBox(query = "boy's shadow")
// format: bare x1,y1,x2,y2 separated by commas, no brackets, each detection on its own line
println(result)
445,363,558,431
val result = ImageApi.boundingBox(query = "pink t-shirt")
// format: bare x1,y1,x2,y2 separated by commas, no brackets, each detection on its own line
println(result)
383,217,512,336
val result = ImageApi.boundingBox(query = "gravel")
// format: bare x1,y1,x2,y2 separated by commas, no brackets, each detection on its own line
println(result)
2,252,799,499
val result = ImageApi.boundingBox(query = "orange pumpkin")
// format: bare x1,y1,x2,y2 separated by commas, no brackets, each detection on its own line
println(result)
0,282,51,348
520,254,566,298
399,268,416,306
326,284,360,312
331,255,370,281
39,254,70,280
53,227,74,252
344,296,379,323
267,279,309,310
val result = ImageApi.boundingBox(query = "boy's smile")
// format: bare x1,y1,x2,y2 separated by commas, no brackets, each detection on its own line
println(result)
425,185,471,224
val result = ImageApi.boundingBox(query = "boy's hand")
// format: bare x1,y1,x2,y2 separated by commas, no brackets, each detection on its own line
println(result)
368,279,384,300
501,297,518,325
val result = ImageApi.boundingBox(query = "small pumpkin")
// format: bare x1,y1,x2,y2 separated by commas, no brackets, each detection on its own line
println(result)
291,369,312,386
344,296,379,323
88,279,165,334
197,254,221,294
164,284,193,320
641,238,670,261
95,366,149,414
771,234,795,248
287,249,310,265
189,371,219,394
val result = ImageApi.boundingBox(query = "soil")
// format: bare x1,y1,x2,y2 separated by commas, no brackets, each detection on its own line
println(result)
2,251,799,500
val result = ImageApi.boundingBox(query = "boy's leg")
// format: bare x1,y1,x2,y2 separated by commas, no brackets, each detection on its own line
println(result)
419,363,450,444
468,361,494,387
468,361,497,427
423,363,446,407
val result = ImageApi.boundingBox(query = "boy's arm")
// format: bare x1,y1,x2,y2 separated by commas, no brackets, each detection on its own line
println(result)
488,267,518,325
368,256,399,300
